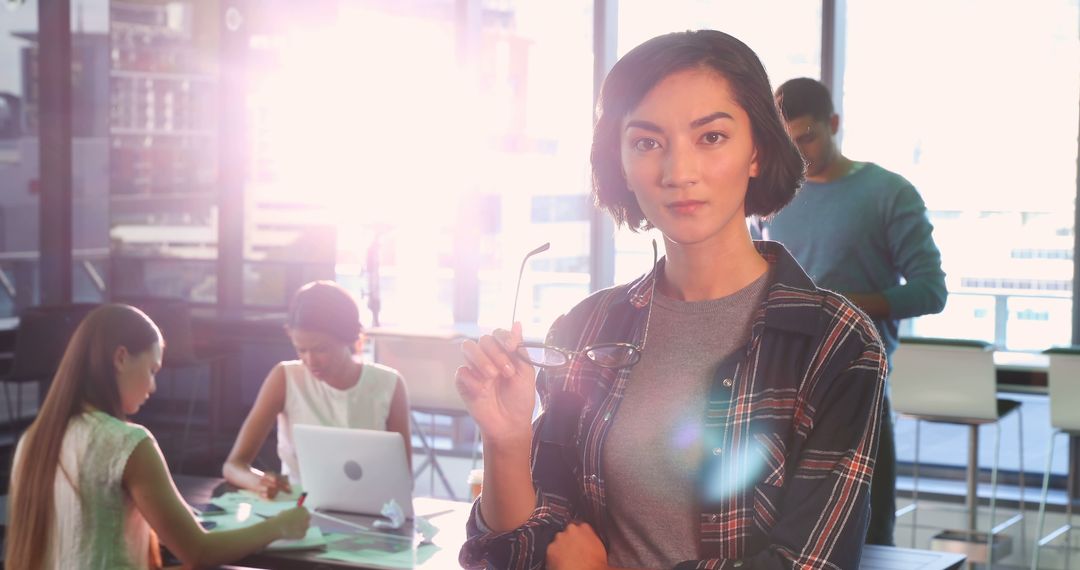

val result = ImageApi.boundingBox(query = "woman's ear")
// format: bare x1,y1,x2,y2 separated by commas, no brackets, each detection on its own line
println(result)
113,345,130,373
749,147,760,178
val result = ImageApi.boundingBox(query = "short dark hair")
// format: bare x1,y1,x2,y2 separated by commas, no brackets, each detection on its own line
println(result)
287,281,362,345
591,30,804,230
775,77,834,123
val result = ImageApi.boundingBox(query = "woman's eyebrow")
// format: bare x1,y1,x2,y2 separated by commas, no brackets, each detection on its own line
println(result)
625,111,736,133
625,119,662,133
690,111,734,128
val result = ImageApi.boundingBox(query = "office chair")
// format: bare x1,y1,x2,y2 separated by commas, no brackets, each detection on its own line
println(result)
2,304,97,457
3,304,98,420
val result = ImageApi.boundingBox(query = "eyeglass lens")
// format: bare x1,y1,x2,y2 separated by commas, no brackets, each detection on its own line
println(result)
517,342,640,369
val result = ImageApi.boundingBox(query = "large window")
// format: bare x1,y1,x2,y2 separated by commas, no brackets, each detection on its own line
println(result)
613,0,822,282
470,1,595,334
843,0,1079,351
107,0,221,303
242,2,455,313
244,1,594,334
0,1,39,317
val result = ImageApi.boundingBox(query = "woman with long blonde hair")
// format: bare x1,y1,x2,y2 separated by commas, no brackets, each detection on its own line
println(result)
6,303,309,569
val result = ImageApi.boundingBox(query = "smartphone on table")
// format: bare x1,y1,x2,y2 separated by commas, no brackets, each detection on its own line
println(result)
191,502,226,517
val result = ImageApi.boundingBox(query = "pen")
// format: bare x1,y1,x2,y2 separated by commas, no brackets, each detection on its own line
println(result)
297,492,307,507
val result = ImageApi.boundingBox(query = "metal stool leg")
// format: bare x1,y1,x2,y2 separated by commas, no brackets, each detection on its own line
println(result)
986,410,1027,567
1066,442,1074,569
1032,430,1056,570
1032,430,1078,570
987,423,1000,568
895,414,918,541
409,411,458,500
968,425,980,535
912,418,921,548
429,413,436,495
1017,407,1027,560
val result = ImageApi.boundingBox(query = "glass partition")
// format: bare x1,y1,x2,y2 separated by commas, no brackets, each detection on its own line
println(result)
0,1,41,316
843,0,1079,351
107,0,220,303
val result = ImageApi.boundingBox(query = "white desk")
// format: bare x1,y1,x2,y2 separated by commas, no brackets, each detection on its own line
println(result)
994,350,1049,373
174,476,966,570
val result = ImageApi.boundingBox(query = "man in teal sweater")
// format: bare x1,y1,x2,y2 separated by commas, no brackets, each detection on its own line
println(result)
757,77,947,546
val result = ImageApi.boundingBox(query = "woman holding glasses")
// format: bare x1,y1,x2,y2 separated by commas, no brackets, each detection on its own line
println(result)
456,30,887,570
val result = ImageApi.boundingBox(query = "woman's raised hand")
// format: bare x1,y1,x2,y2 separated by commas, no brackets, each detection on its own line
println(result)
456,322,536,443
256,472,291,500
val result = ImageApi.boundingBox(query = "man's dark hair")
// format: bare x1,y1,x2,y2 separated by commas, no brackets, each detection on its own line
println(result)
775,77,834,123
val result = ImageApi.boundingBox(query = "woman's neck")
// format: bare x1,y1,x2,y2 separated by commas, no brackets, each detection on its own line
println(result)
324,357,364,390
659,234,767,302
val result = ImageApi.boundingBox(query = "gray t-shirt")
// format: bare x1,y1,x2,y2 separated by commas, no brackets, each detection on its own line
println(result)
603,272,769,569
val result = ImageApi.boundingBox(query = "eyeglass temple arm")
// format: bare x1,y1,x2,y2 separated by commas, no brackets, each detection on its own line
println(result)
640,239,659,348
512,242,551,324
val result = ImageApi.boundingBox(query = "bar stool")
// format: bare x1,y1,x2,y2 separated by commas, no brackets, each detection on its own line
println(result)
1032,347,1079,570
891,337,1025,565
370,329,474,500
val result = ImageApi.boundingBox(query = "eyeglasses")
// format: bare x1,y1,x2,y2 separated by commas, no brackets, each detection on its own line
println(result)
510,240,658,370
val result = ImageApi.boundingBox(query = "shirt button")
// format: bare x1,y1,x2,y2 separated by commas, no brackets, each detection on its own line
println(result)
734,562,744,568
713,447,723,456
709,514,719,522
603,411,611,421
722,378,733,388
589,474,599,482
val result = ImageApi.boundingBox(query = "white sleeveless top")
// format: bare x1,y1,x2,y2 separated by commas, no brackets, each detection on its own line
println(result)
14,410,152,569
276,360,401,483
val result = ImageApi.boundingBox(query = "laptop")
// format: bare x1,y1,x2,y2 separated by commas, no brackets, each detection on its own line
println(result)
292,424,414,519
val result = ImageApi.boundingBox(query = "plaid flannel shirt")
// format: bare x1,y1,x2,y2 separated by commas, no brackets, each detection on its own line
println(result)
460,241,887,570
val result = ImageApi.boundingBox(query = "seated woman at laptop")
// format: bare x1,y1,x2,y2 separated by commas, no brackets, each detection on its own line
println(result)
224,280,411,499
6,304,310,569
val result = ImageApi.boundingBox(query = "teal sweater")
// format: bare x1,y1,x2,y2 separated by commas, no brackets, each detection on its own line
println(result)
757,162,947,356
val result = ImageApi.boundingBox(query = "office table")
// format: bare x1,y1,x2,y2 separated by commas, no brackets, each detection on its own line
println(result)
176,476,965,570
175,475,469,569
861,544,965,570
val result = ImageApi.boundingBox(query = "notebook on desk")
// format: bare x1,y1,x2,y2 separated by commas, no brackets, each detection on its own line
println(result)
292,424,414,519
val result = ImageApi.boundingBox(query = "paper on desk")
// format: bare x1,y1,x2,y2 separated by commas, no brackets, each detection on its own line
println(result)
210,487,303,518
238,486,302,503
201,502,259,531
252,499,301,518
202,488,305,532
266,526,327,551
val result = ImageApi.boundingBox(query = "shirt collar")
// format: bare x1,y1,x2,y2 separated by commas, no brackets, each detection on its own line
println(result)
621,240,822,335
